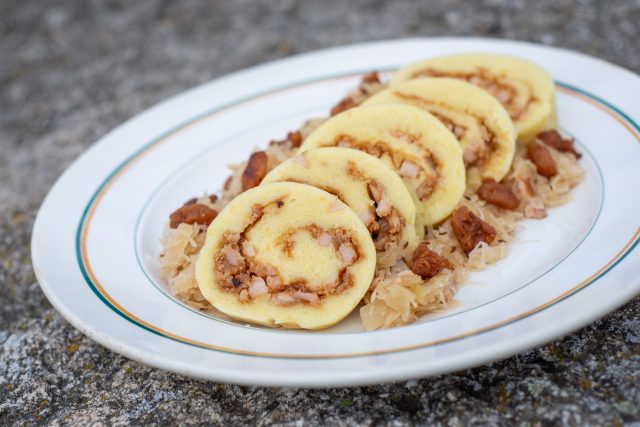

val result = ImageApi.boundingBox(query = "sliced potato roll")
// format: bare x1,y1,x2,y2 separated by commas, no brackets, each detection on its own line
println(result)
391,53,556,142
195,182,376,330
262,147,419,268
364,77,516,189
298,104,465,226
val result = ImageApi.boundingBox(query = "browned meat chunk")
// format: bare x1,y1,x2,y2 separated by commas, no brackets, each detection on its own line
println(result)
410,242,454,279
329,72,381,116
330,97,356,117
241,151,268,191
477,178,520,210
169,204,217,229
287,131,303,148
527,142,558,178
271,131,303,148
537,130,581,158
361,71,380,85
451,206,497,254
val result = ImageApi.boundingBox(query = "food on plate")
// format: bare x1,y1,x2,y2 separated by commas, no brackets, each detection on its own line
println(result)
160,54,584,331
329,72,387,116
262,147,419,268
476,178,520,210
298,103,466,226
450,205,497,254
364,77,516,189
527,141,558,178
390,53,556,142
195,182,376,330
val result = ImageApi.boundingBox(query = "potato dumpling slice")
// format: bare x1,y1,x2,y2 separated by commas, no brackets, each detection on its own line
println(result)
262,147,419,268
298,104,465,226
365,77,516,189
391,53,556,142
196,182,376,330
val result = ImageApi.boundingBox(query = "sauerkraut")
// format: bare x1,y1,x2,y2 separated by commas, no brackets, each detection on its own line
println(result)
159,74,584,330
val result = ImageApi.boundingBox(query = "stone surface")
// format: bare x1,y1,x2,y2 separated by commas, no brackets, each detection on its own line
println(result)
1,0,639,425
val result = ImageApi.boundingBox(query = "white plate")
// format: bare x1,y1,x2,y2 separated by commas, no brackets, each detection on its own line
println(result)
32,38,640,387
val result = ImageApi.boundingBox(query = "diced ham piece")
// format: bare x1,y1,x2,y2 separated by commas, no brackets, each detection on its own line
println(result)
266,275,284,291
338,243,357,265
399,160,420,178
496,88,513,104
292,291,319,304
248,276,268,298
317,232,333,247
272,292,296,306
375,196,393,217
223,246,242,267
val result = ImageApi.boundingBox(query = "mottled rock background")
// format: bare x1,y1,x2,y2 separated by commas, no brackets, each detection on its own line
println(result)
1,0,639,425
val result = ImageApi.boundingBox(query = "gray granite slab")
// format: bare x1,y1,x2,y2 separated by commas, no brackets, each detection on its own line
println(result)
1,0,639,425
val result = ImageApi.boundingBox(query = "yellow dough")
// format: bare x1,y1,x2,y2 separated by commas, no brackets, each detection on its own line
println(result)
262,147,419,268
365,77,516,189
391,53,557,142
195,182,376,330
298,104,465,226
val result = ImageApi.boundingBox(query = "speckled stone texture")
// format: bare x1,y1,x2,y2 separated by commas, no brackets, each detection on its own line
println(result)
1,0,639,425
